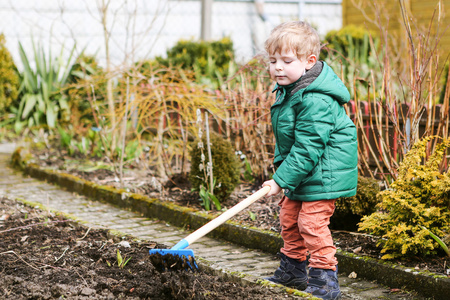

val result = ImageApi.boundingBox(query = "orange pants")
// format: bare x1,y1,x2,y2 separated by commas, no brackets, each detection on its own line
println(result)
279,196,337,271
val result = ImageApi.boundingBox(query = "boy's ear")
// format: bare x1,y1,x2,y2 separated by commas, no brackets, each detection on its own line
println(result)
305,55,317,70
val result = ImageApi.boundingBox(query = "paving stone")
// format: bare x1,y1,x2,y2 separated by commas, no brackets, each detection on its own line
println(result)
223,251,263,259
191,239,227,247
154,236,186,244
106,223,143,230
138,220,161,226
126,227,161,236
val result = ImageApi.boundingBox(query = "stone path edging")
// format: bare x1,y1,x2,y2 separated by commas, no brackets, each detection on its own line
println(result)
10,148,450,300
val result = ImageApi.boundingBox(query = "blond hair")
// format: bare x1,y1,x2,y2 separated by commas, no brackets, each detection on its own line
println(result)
264,21,321,59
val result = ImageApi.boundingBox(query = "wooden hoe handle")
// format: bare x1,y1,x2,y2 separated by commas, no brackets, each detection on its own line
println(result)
183,186,271,246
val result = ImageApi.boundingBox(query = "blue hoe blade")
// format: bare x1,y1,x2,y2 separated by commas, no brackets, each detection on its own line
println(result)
148,248,195,257
149,248,198,270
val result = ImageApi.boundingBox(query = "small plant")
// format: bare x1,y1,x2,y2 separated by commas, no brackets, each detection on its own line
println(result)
189,115,240,206
124,139,142,161
74,137,90,155
191,109,218,211
57,126,74,155
116,249,131,269
235,151,254,182
359,136,450,259
15,40,76,131
199,182,221,211
421,226,450,257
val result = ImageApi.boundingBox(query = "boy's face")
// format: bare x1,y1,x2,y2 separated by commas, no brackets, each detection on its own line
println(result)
268,48,316,86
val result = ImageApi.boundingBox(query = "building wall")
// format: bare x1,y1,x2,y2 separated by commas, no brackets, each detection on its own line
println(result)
342,0,450,60
0,0,343,69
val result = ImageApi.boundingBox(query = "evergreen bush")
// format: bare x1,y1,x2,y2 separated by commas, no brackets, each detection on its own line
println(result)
358,136,450,259
189,132,240,203
156,37,234,84
0,34,19,114
66,54,106,124
332,176,381,231
320,25,383,100
336,176,381,215
321,25,377,60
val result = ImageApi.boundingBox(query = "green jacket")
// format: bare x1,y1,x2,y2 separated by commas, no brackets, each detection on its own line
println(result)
271,61,358,201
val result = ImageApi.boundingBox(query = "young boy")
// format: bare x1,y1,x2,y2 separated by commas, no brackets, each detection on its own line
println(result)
262,21,358,300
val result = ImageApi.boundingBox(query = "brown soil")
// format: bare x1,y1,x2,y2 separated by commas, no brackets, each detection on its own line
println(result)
29,148,450,278
0,197,303,300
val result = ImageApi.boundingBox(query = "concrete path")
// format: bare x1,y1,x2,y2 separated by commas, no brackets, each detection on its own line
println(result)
0,143,425,299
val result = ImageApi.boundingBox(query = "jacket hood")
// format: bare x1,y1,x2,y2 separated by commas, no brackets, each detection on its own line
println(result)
285,61,351,106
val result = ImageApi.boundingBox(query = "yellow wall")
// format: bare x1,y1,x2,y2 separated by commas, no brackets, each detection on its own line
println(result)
342,0,450,59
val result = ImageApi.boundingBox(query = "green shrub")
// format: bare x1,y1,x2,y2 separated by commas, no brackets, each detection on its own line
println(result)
0,34,19,114
358,136,450,259
66,54,106,124
189,132,240,204
15,41,76,131
130,59,160,78
336,176,381,215
156,37,235,87
332,176,381,231
321,25,383,100
321,25,377,60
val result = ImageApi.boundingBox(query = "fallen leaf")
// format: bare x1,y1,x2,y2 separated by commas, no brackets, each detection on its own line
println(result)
21,235,29,242
145,242,157,249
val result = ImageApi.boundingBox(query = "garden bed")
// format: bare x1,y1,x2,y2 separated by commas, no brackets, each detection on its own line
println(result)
0,196,305,299
6,145,450,300
29,147,450,277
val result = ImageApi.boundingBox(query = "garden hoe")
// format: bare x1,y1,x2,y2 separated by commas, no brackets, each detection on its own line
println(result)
149,186,270,271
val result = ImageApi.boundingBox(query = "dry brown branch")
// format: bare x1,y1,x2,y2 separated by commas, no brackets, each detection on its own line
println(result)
349,0,449,183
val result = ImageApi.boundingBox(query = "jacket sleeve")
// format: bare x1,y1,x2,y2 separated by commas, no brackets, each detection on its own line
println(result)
273,94,335,191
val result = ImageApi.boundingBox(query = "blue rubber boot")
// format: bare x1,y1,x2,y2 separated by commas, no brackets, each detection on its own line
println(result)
265,253,308,290
304,267,341,300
